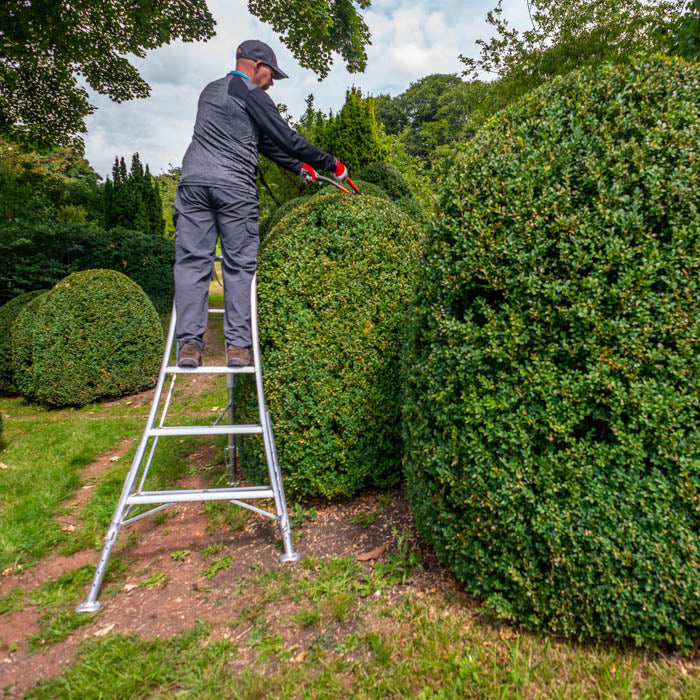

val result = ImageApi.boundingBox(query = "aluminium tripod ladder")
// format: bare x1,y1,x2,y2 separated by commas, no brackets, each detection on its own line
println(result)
77,269,299,613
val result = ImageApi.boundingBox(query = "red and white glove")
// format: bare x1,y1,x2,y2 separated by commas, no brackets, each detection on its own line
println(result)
299,163,317,185
333,159,348,183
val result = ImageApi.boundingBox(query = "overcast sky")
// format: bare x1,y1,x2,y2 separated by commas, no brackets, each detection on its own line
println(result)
84,0,531,178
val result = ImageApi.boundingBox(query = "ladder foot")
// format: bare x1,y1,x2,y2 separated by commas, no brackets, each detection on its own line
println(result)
76,600,102,614
280,551,301,564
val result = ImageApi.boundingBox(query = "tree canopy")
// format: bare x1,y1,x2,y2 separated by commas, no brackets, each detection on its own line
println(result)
1,0,373,149
0,1,216,148
248,0,371,80
460,0,686,115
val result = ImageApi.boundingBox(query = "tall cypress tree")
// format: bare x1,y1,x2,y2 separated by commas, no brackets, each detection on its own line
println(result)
103,177,114,229
104,153,165,234
315,88,386,173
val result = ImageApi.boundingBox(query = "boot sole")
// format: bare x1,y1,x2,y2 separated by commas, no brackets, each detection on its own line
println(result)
178,357,201,368
226,358,252,368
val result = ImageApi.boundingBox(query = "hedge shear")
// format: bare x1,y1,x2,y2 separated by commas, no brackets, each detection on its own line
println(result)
315,173,361,194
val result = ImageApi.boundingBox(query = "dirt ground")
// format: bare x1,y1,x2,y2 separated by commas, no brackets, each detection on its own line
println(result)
0,324,457,697
0,473,453,696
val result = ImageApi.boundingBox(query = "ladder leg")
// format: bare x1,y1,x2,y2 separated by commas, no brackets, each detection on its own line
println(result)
264,411,299,562
226,373,238,485
76,434,153,612
250,272,299,563
77,301,178,613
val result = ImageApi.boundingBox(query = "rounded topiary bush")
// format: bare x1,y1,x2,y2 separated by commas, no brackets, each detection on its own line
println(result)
358,162,414,201
311,179,389,201
244,194,421,499
13,269,163,406
12,292,50,402
403,56,700,649
259,195,312,241
0,289,47,395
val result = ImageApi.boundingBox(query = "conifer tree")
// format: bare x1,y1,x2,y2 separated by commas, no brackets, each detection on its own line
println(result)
103,177,114,229
315,88,386,173
103,153,165,234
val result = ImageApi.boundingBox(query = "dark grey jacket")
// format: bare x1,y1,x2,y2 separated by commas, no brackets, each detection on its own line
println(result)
180,73,336,197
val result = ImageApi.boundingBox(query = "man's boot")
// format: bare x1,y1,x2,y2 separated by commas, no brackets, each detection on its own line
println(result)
227,344,253,367
178,343,202,368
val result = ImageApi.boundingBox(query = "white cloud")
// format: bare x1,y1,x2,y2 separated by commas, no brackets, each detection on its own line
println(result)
83,0,530,178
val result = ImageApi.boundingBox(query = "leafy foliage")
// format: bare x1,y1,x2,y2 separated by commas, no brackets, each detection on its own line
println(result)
260,180,390,241
374,74,465,163
459,0,685,122
0,290,47,395
13,269,163,406
357,162,413,201
11,292,49,402
665,0,700,60
0,1,216,148
0,223,174,313
241,194,422,498
0,139,102,225
403,56,700,649
248,0,371,80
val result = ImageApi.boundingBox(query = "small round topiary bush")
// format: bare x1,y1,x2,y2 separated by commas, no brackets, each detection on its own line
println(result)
358,162,414,201
12,292,50,402
0,289,47,395
243,194,421,499
13,269,163,406
403,56,700,649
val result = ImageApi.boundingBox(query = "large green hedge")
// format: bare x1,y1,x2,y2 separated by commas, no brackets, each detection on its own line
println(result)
0,289,47,395
13,269,163,406
403,56,700,649
259,180,391,242
0,222,174,313
242,194,422,498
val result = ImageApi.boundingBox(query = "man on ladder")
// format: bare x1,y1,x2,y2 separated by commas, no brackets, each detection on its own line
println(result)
174,39,351,369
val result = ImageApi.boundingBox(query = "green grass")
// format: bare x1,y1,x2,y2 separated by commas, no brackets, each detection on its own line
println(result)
24,588,700,698
201,555,234,580
0,407,143,569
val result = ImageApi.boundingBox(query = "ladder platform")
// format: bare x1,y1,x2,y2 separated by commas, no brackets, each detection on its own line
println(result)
165,365,255,374
127,486,274,505
147,424,263,437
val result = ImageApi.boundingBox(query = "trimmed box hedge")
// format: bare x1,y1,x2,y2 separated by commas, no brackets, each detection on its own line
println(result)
403,56,700,649
13,269,163,406
242,193,422,498
0,289,48,395
0,222,174,314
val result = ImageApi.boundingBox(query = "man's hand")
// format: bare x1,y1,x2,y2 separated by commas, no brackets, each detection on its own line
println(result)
300,163,317,185
333,159,348,183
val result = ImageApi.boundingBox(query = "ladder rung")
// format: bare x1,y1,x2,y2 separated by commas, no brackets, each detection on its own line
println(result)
208,309,224,314
165,365,255,374
148,425,262,437
127,486,274,504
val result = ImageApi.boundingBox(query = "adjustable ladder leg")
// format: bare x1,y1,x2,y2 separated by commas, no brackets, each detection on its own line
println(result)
77,304,179,612
250,274,300,563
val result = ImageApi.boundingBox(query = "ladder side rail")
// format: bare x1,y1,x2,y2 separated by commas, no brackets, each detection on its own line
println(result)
77,300,179,612
250,274,300,563
136,373,178,494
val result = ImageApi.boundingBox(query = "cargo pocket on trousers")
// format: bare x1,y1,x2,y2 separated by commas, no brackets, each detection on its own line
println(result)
246,219,260,259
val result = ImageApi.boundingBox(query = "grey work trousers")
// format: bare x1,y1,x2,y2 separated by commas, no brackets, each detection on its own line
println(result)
173,185,259,349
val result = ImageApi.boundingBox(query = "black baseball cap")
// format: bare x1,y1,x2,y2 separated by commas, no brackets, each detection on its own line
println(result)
236,40,289,80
